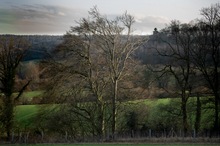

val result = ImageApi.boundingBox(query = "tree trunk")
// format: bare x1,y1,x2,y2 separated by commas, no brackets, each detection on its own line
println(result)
112,79,118,140
213,93,219,135
97,101,105,141
181,93,188,137
101,103,105,140
4,96,13,141
195,95,201,137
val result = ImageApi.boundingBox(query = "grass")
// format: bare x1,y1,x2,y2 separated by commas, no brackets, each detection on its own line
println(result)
15,105,38,120
22,90,43,98
2,144,219,146
14,104,61,128
14,96,216,129
14,105,39,127
19,90,44,102
10,99,219,144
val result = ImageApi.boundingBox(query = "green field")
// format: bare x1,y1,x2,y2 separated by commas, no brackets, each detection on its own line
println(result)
21,90,43,99
14,95,215,130
12,92,218,144
2,144,219,146
19,90,43,103
14,105,39,127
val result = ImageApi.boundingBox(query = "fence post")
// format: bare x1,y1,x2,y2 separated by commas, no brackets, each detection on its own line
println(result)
179,129,182,137
19,132,22,143
41,131,44,141
149,129,151,138
65,131,68,141
25,132,29,144
11,131,14,143
193,129,196,138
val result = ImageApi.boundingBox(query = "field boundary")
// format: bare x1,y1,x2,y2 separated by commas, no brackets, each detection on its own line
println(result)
113,137,220,144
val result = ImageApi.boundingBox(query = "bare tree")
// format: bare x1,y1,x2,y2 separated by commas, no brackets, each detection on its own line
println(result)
43,7,145,140
0,36,30,141
42,29,111,140
78,7,144,139
154,21,197,136
192,3,220,134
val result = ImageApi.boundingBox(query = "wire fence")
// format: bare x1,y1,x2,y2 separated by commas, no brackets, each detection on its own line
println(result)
0,128,219,144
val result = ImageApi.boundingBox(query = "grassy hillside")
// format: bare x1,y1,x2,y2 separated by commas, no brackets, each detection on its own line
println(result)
14,105,39,128
21,91,43,99
19,90,43,104
14,96,216,131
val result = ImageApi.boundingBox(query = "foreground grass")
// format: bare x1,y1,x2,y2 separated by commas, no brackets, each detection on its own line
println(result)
2,144,219,146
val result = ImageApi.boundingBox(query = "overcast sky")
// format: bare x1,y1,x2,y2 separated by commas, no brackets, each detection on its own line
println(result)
0,0,219,35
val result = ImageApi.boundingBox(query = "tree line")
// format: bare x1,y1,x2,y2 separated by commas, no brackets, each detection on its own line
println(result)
149,3,220,137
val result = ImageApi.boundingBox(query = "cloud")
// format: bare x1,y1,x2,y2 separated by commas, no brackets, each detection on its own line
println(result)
133,15,170,34
0,3,170,35
11,4,66,20
0,3,88,34
0,9,14,24
97,13,170,35
58,12,66,16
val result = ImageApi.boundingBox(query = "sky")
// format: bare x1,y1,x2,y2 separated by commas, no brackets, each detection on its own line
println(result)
0,0,219,35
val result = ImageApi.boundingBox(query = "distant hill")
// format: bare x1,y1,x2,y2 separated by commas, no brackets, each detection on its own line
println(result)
0,35,64,61
1,34,163,64
26,35,63,61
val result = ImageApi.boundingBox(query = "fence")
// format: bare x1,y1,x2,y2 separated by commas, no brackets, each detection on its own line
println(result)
0,128,219,144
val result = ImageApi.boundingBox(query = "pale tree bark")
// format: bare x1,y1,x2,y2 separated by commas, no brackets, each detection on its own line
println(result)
43,32,109,140
68,7,145,139
44,7,145,140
